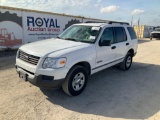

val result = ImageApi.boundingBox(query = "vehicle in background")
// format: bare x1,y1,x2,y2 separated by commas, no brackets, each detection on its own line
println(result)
150,28,160,40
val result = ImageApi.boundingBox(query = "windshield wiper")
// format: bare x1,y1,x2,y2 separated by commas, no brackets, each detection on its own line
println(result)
79,40,93,43
57,36,61,39
64,38,77,41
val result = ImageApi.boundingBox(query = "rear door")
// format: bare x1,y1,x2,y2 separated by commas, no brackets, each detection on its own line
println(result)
113,27,129,60
127,27,138,53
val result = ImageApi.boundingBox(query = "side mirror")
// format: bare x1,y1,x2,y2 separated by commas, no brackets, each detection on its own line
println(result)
99,40,111,46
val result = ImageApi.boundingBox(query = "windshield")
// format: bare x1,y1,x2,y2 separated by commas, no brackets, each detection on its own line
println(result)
58,25,100,43
154,28,160,31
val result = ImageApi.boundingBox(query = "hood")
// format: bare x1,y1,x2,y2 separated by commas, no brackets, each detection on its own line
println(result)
151,31,160,34
20,38,90,57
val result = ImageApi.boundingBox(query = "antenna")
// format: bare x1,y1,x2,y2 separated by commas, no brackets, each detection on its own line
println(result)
131,15,133,26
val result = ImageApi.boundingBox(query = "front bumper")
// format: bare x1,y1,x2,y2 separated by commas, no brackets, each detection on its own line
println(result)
16,65,65,88
151,33,160,38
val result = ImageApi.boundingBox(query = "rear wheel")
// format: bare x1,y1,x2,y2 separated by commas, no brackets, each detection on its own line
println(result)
62,65,88,96
120,52,132,70
150,37,152,40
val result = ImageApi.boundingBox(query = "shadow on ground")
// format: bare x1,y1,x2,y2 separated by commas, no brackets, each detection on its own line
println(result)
0,55,16,71
138,39,151,44
41,62,160,119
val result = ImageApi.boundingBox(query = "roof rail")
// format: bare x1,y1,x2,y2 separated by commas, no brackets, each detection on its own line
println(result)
108,21,129,25
85,21,106,23
85,21,129,25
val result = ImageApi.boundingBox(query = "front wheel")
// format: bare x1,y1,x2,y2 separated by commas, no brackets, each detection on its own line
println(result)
62,65,88,96
120,52,133,70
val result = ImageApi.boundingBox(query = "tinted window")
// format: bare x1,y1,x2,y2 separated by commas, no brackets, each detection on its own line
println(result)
154,28,160,31
100,27,114,44
127,27,137,39
114,27,127,43
58,25,100,43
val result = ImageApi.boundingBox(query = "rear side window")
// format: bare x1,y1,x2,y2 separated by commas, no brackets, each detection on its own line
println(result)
127,27,137,39
114,27,127,43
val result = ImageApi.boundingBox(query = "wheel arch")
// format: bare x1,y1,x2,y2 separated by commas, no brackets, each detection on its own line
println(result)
128,49,134,57
69,61,91,75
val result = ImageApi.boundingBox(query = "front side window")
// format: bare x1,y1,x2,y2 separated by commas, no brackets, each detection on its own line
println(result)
100,27,114,44
127,27,137,40
58,25,100,43
114,27,127,43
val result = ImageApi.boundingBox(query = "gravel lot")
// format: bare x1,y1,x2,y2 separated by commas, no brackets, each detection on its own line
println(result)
0,38,160,120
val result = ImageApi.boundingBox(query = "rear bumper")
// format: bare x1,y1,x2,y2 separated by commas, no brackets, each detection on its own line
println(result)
15,65,65,89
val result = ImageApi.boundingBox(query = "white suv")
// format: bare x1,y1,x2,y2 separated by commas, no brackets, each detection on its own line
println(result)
16,21,138,96
150,28,160,40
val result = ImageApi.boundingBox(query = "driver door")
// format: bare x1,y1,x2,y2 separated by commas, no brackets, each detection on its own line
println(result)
94,27,116,71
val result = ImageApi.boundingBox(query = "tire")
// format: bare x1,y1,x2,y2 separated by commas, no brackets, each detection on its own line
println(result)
120,52,133,71
150,37,152,40
62,65,88,96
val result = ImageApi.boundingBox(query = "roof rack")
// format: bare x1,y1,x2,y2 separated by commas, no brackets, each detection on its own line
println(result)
85,21,106,23
108,21,129,25
85,21,129,25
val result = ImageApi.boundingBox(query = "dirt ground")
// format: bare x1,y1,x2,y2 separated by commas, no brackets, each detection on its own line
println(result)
0,38,160,120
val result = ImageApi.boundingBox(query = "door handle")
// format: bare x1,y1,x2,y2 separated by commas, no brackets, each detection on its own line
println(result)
126,43,129,46
111,46,116,49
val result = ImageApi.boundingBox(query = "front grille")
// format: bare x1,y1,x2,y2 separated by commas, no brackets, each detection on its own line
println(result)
152,33,160,36
18,50,40,65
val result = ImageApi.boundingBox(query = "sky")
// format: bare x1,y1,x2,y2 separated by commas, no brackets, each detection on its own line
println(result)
0,0,159,26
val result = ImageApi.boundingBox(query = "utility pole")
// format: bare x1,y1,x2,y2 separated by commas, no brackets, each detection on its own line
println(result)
131,15,133,26
138,17,140,38
138,17,140,26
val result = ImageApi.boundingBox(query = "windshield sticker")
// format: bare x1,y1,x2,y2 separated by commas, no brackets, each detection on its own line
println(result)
91,27,100,31
89,36,96,40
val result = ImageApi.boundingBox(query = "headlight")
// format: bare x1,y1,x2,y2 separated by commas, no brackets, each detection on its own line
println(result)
42,57,67,69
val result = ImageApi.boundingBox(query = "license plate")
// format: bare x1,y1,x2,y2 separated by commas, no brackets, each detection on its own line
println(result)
19,72,27,81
